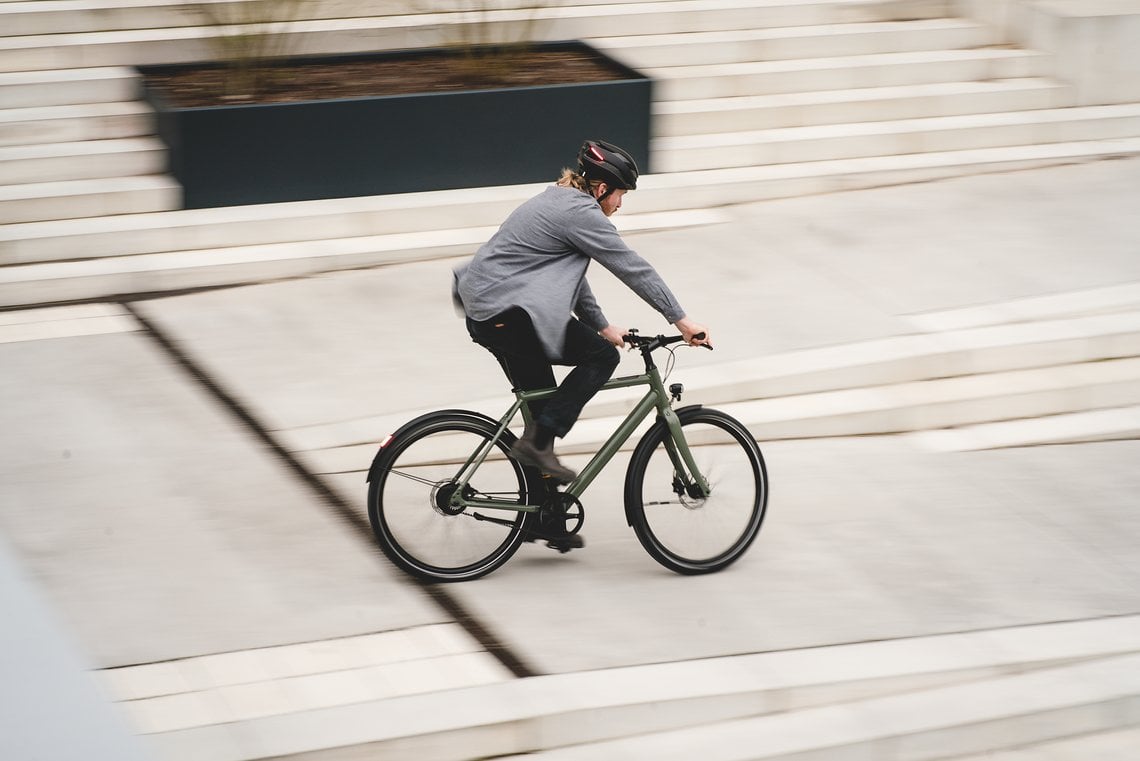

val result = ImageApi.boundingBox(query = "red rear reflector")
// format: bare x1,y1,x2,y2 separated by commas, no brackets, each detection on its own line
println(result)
588,145,605,161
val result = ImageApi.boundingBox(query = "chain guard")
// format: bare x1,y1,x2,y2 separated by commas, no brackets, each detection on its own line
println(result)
542,492,585,535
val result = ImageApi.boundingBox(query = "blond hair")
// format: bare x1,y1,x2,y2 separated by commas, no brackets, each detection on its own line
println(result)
556,167,599,193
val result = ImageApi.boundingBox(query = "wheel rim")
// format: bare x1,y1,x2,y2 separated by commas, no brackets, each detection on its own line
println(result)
637,419,764,568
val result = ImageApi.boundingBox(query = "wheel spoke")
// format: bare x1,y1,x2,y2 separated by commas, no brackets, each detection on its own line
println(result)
388,469,444,487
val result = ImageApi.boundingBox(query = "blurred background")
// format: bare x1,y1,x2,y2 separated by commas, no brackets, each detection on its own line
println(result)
2,0,1139,759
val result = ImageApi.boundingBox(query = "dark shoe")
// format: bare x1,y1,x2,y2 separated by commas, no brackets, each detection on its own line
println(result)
525,513,585,552
511,429,577,484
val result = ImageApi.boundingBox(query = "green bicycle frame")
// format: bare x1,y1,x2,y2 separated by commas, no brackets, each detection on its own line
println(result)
446,360,711,514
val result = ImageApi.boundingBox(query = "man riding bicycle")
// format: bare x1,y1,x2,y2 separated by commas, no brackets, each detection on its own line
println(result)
453,139,711,487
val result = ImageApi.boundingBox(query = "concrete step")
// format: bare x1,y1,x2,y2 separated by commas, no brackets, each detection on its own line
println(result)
946,727,1140,761
650,48,1051,100
0,137,166,185
7,136,1138,266
907,281,1140,331
0,101,154,146
115,616,1140,761
595,17,1001,69
653,77,1073,137
497,655,1140,761
4,139,1140,273
504,356,1140,460
0,302,136,344
0,208,731,308
289,308,1140,467
0,66,139,108
593,309,1140,415
0,0,956,39
639,138,1140,206
0,176,180,225
0,0,725,36
655,103,1140,172
700,356,1140,446
308,373,1140,469
2,0,200,36
0,183,543,264
912,405,1140,451
0,0,951,71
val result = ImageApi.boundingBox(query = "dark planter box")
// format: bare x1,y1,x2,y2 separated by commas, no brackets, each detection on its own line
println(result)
137,42,652,209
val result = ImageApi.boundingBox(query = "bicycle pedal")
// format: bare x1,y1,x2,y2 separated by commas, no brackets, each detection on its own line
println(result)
545,535,584,553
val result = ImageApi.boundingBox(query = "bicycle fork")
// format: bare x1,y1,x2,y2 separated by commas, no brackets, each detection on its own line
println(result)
658,406,712,501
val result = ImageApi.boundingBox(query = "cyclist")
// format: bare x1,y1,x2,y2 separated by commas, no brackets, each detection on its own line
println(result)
453,139,711,489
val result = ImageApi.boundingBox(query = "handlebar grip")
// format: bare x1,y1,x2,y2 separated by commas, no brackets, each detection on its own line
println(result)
691,332,713,350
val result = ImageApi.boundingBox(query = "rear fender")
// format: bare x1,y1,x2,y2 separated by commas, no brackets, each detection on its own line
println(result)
365,408,508,483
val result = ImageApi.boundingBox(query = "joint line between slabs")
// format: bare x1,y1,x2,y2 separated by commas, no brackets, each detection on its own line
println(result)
120,300,540,680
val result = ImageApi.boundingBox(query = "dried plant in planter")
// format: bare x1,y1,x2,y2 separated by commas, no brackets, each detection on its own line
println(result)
418,0,560,86
194,0,310,99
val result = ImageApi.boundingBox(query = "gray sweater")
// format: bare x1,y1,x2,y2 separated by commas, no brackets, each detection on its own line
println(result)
454,185,685,360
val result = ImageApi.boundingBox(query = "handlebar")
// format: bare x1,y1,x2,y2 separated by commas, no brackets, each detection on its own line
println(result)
622,331,713,351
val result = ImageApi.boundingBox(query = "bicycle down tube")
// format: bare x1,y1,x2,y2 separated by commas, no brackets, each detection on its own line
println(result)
446,366,710,515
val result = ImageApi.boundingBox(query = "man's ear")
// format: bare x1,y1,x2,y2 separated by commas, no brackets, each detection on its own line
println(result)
594,182,609,199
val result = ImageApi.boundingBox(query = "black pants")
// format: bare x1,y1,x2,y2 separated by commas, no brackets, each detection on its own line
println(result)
466,307,620,438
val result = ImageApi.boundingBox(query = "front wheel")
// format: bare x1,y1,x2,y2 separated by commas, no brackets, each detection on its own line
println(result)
366,411,537,582
625,408,768,574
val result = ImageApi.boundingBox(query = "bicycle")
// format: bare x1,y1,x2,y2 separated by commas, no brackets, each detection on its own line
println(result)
366,331,769,582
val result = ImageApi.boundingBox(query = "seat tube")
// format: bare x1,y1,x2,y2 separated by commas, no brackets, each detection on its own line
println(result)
452,398,523,493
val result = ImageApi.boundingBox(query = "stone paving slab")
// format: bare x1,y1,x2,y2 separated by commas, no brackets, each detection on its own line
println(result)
0,321,444,669
383,436,1140,675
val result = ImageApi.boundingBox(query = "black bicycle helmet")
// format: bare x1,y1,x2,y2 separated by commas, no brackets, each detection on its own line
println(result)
577,140,639,195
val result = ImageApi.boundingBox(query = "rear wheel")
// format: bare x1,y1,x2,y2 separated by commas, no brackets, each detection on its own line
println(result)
367,413,533,581
625,408,767,574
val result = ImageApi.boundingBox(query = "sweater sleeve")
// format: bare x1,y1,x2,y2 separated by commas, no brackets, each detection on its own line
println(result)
564,204,686,324
572,278,609,331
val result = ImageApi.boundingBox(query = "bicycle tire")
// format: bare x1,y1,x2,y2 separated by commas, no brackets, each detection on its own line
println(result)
366,410,537,582
624,407,768,574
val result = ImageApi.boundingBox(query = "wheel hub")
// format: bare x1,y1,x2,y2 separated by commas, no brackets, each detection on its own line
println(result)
431,481,471,516
673,476,707,510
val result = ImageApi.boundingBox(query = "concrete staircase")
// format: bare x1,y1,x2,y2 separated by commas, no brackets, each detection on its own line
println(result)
0,66,179,223
2,0,1140,306
94,614,1140,760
